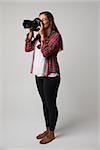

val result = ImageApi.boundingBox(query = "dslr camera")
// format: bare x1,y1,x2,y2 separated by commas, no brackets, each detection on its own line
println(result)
23,18,42,32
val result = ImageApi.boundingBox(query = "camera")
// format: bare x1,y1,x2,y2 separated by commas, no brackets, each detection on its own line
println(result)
23,18,42,31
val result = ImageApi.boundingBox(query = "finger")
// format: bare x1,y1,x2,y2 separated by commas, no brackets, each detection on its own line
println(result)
29,27,33,30
40,22,43,28
37,26,41,30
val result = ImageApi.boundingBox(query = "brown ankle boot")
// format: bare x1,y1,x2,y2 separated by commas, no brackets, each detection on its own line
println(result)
39,130,55,144
36,128,49,139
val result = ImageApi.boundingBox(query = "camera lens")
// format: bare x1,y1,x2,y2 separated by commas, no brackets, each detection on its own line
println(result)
23,18,42,31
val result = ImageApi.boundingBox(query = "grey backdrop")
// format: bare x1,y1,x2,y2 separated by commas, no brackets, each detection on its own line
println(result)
0,0,99,150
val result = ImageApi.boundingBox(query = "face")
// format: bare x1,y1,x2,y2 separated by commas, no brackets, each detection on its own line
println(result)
39,14,50,29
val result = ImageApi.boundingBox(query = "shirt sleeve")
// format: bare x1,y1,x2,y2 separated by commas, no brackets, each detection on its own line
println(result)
41,32,61,58
25,33,36,52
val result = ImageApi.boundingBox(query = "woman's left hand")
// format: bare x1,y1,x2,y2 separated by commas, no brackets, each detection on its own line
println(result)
38,22,45,42
38,22,45,37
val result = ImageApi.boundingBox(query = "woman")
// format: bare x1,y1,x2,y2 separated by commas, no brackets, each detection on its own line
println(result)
25,11,63,144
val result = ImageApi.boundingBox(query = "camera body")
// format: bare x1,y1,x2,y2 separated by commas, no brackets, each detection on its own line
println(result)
23,18,42,31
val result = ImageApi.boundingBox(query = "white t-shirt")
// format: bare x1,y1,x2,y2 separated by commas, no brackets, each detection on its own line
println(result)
33,41,59,77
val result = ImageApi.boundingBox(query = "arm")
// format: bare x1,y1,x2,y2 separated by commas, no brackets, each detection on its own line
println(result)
25,33,36,52
41,32,62,58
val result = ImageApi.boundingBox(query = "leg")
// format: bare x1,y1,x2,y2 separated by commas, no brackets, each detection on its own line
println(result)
43,76,61,131
35,76,50,128
35,76,50,139
40,76,61,144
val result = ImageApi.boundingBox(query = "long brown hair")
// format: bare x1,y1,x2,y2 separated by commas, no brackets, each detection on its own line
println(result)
36,11,63,50
39,11,59,33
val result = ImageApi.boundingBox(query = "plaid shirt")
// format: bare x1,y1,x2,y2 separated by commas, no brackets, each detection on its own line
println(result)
25,30,63,77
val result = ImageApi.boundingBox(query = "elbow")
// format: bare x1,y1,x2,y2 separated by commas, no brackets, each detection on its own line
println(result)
25,49,28,52
41,49,48,58
41,52,49,58
25,48,29,52
25,47,31,52
25,44,32,52
41,49,58,58
42,53,52,58
42,53,47,57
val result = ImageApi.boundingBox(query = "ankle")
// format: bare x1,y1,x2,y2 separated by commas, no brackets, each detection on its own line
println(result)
48,130,55,136
46,128,55,136
46,127,50,131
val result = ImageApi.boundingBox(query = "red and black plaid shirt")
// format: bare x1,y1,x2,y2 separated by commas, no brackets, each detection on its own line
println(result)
25,30,63,77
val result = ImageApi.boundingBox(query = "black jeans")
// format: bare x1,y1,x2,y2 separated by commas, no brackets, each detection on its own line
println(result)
35,75,61,131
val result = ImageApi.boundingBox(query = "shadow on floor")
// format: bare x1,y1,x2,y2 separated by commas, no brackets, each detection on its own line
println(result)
55,114,94,138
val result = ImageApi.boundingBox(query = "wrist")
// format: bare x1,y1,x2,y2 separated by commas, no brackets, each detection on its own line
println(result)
41,37,45,42
41,40,44,47
41,34,45,39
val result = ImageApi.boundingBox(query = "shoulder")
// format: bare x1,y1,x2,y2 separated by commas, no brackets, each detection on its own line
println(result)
50,31,61,39
51,31,59,36
50,31,62,42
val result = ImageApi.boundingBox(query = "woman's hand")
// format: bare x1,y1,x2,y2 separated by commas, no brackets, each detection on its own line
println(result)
28,28,33,40
38,22,45,41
